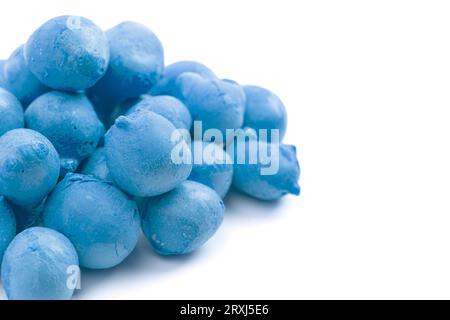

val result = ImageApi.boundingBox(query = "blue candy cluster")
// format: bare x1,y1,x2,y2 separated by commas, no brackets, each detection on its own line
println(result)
0,15,301,300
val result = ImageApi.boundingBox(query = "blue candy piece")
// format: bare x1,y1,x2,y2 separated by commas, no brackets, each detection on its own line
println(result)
126,95,192,130
151,60,216,96
175,73,246,136
25,91,104,175
0,196,16,263
189,142,233,198
79,147,112,181
43,174,141,269
87,21,164,105
3,45,50,106
1,227,79,300
232,140,300,201
105,110,192,197
0,129,59,207
142,181,225,255
0,87,24,136
243,85,287,143
24,15,109,91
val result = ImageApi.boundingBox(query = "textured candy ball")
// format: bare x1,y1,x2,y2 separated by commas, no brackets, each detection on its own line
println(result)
142,181,225,255
1,227,79,300
126,95,192,130
43,174,141,269
3,45,50,106
79,147,112,181
243,85,287,142
0,196,16,263
105,110,192,197
189,142,233,198
175,73,246,136
87,21,164,103
0,129,60,207
151,60,216,96
24,15,109,91
25,91,104,175
0,87,24,136
233,140,300,201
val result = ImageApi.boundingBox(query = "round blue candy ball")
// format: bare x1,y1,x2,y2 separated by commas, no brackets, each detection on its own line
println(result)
24,15,109,91
0,87,24,136
0,129,60,207
43,174,141,269
175,73,246,136
25,91,104,175
151,60,216,96
189,142,233,198
142,181,225,255
79,147,112,181
88,21,164,103
1,227,79,300
126,95,192,130
0,196,16,263
3,45,50,106
243,85,287,142
233,140,301,201
105,110,192,197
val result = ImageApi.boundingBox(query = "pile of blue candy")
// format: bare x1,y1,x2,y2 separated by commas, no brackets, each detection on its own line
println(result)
0,16,300,300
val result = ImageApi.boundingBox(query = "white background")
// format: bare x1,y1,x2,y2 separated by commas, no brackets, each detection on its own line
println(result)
1,0,450,300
